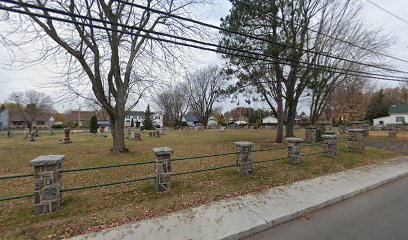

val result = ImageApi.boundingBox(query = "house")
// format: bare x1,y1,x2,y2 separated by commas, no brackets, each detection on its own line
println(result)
125,111,163,128
9,112,54,129
66,111,96,127
0,109,9,130
262,116,278,124
373,104,408,125
207,116,218,126
295,113,309,123
66,110,110,127
182,115,200,126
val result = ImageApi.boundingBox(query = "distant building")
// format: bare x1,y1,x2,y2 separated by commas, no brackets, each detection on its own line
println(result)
295,113,309,123
125,111,163,128
207,116,218,126
66,111,95,127
373,104,408,125
262,116,278,124
0,109,9,130
66,110,110,127
9,111,54,129
182,115,200,126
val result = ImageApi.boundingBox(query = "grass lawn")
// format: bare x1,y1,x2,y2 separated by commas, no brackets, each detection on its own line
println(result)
0,128,399,239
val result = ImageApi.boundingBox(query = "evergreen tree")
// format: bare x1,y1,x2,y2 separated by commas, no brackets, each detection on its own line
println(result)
90,115,98,134
143,105,155,130
365,90,389,123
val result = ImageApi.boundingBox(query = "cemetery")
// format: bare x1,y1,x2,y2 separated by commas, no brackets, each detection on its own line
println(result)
0,126,401,239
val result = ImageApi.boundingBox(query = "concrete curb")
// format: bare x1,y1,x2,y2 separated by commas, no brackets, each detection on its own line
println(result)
226,165,408,240
68,157,408,240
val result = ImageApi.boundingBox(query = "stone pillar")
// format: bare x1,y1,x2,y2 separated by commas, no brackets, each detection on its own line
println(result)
322,134,337,157
388,127,397,138
305,126,317,144
49,128,54,135
156,130,160,138
154,147,173,193
24,131,29,139
220,127,225,132
348,129,365,153
35,127,39,137
234,142,254,176
29,155,64,215
287,138,303,164
63,127,72,143
316,122,332,141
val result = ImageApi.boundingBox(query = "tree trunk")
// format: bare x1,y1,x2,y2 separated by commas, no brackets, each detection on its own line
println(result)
285,103,296,138
110,113,128,153
276,100,284,143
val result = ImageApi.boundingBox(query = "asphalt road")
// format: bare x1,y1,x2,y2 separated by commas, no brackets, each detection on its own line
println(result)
244,176,408,240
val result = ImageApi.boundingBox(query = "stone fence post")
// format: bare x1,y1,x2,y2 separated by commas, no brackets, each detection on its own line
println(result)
234,142,254,176
348,129,365,153
322,134,337,157
305,126,317,144
388,127,397,138
29,155,64,215
153,147,173,193
316,122,332,141
287,138,303,164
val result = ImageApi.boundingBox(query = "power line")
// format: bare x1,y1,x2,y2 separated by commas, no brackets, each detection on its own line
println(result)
234,0,408,65
115,0,408,75
366,0,408,25
0,1,407,83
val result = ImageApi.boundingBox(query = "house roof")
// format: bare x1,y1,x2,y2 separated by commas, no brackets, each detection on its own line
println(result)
67,111,96,121
127,111,145,117
389,104,408,114
9,112,52,122
184,115,199,122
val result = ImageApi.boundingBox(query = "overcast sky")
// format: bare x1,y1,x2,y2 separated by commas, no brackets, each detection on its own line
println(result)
0,0,407,113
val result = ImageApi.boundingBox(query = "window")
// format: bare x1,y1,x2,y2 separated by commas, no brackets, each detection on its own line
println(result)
396,117,405,123
155,116,160,120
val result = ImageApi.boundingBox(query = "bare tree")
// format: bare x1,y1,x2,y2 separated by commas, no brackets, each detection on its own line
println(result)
184,65,227,127
307,0,391,124
153,85,188,129
0,0,209,152
220,0,392,142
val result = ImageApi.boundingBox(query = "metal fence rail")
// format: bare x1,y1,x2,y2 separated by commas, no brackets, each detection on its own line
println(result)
0,141,351,202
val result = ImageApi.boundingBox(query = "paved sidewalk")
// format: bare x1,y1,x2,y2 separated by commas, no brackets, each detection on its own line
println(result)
69,157,408,240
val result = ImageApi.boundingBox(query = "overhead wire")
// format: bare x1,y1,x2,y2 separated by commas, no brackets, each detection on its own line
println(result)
115,0,408,75
0,0,407,83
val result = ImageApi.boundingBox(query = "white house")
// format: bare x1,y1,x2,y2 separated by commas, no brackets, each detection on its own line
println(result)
207,116,218,126
125,111,163,128
0,109,9,130
262,116,278,124
373,104,408,126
